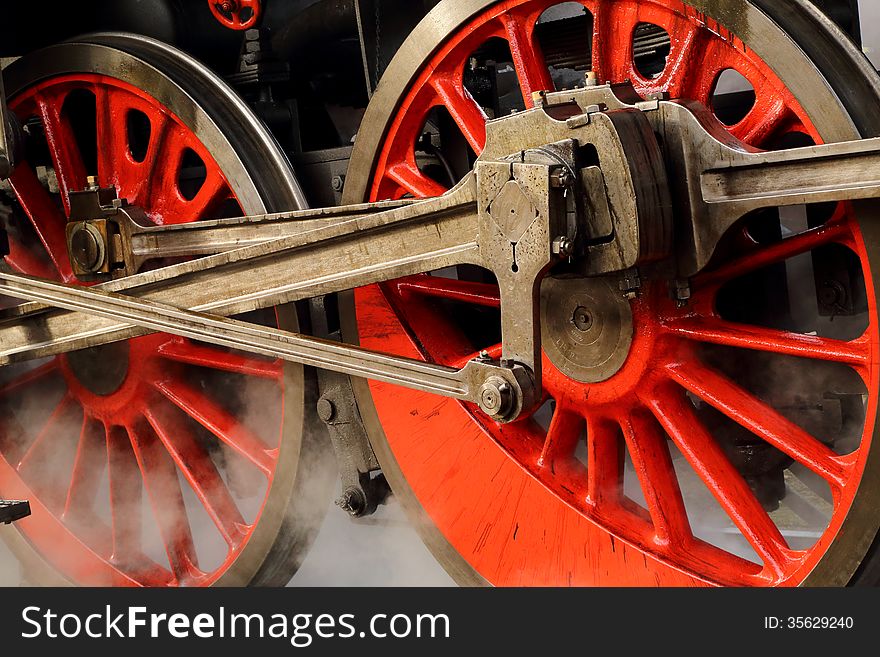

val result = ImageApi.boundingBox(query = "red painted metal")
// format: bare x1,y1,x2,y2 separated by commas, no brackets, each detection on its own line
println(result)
355,0,878,586
208,0,262,31
0,74,286,586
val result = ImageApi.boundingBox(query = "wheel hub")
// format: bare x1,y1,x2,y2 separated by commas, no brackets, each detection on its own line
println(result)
541,276,633,384
65,342,131,396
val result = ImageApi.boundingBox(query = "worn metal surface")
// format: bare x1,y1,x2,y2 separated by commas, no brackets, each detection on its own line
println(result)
541,276,633,384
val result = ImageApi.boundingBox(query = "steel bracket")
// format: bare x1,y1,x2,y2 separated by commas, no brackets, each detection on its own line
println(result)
310,295,387,518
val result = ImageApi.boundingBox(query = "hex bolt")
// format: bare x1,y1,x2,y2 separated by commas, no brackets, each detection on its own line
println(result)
552,236,574,257
85,175,99,191
531,90,548,107
335,487,366,517
584,71,598,87
331,175,346,192
316,397,336,423
478,376,514,420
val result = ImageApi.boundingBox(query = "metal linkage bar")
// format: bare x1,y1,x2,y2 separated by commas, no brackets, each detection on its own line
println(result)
0,270,534,422
525,85,880,278
111,198,417,275
0,180,482,363
653,100,880,277
700,137,880,208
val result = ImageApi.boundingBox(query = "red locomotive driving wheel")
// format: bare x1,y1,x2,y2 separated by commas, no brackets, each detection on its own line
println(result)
343,0,880,586
0,35,331,586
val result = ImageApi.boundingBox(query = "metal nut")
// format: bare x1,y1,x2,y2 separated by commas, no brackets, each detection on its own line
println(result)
335,487,366,517
331,175,346,192
552,235,574,258
478,376,514,419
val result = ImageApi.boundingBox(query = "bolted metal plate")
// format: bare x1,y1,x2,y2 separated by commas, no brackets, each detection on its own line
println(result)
488,179,539,243
541,276,633,384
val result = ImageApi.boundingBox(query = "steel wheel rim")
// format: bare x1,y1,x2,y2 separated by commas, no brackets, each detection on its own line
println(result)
0,37,328,586
342,0,880,586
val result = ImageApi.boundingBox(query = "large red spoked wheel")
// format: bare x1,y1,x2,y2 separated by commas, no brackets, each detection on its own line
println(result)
343,0,880,585
0,35,332,586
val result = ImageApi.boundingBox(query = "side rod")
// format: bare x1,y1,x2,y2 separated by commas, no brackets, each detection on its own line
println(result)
0,271,532,422
0,178,481,363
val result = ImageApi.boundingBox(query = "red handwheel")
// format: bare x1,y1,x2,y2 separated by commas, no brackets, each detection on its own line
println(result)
208,0,262,31
0,35,332,586
342,0,880,586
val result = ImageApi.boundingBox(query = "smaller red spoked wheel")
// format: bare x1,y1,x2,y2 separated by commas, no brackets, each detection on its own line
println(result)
345,0,880,586
0,38,325,586
208,0,262,31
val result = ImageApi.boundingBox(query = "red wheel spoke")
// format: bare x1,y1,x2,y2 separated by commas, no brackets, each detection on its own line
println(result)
5,236,56,280
18,394,76,472
149,124,230,224
498,12,554,103
395,275,500,308
696,222,850,288
144,404,248,547
127,422,202,583
0,360,59,399
591,1,638,84
661,23,705,97
538,406,583,469
185,167,231,222
667,360,852,490
107,425,144,565
619,410,692,547
158,338,283,380
586,416,623,507
646,385,790,574
94,87,171,206
664,316,870,368
94,86,133,190
153,378,276,476
734,93,796,146
63,415,106,521
34,91,88,214
430,76,487,153
386,161,447,198
8,164,76,282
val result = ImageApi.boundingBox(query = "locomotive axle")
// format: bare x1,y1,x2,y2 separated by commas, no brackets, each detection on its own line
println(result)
3,85,880,424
